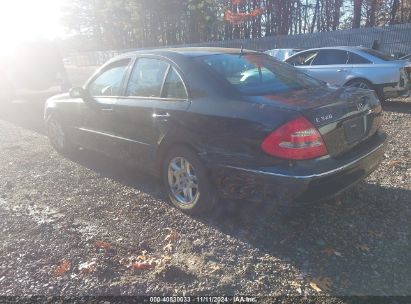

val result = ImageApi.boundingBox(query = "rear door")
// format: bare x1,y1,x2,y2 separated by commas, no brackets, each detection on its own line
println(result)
114,57,190,168
305,49,351,86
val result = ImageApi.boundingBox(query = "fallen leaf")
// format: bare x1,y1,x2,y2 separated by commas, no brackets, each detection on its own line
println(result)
95,241,111,250
290,281,301,288
163,243,173,252
159,255,172,264
356,244,370,252
320,247,343,257
320,248,335,256
119,257,130,266
387,159,402,167
310,277,333,292
131,261,156,270
209,264,221,273
339,278,352,289
78,261,96,274
54,260,71,277
368,230,383,238
334,251,343,257
137,255,146,261
164,231,179,242
309,282,322,292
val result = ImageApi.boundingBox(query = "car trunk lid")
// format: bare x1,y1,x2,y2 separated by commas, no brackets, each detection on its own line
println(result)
245,86,383,157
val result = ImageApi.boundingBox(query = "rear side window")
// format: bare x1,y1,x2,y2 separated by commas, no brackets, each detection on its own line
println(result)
88,59,130,96
126,58,169,97
348,52,372,64
286,51,318,66
196,53,321,95
361,49,395,61
312,50,348,65
162,67,187,99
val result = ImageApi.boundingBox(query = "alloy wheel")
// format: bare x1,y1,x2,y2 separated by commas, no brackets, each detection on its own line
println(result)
350,81,370,90
167,157,199,206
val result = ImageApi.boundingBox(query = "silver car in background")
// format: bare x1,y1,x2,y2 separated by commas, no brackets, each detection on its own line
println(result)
285,46,411,100
264,48,302,61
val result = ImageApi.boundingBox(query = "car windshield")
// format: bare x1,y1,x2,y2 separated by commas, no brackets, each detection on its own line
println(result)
361,48,396,61
195,53,322,95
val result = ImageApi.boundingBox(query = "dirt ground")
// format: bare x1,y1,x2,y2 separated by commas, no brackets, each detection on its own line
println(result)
0,68,410,302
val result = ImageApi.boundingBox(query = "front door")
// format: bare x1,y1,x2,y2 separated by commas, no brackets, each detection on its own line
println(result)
72,58,131,156
302,49,351,86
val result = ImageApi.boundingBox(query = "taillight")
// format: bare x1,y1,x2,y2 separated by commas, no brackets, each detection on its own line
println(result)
261,116,328,160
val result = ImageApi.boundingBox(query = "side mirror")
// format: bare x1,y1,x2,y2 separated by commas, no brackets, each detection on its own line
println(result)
69,87,86,99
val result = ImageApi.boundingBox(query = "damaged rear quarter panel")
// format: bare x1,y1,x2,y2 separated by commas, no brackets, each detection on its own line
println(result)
178,96,299,168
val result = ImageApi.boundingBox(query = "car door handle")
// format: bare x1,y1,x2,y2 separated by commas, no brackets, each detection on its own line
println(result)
101,107,113,111
152,112,170,118
337,69,345,72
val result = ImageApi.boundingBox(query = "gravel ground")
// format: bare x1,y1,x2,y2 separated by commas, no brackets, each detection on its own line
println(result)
0,76,410,302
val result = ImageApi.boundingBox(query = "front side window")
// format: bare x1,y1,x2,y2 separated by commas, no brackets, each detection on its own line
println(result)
126,58,169,97
286,51,319,66
196,53,321,95
88,59,130,96
162,67,187,99
312,50,348,65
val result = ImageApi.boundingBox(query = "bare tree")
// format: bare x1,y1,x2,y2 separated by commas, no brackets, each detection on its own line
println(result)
353,0,364,28
390,0,400,23
365,0,377,26
333,0,344,30
311,0,320,32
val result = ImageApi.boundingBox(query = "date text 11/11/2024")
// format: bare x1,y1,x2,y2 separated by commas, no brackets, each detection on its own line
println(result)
148,296,258,303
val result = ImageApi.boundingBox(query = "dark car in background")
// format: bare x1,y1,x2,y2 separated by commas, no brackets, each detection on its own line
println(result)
44,48,386,214
0,41,70,103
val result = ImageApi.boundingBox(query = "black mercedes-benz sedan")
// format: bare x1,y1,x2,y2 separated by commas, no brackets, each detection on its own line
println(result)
44,47,386,214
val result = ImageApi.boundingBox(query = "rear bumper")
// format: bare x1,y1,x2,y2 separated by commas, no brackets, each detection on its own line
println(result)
213,132,386,204
378,81,410,99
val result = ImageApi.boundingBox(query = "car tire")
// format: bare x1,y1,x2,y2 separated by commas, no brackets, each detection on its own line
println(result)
46,114,76,154
162,146,217,215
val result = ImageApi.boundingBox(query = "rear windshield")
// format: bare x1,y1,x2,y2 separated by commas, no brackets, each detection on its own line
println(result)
195,53,322,95
361,49,396,61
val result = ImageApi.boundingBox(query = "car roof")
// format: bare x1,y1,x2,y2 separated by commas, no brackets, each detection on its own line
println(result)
115,47,260,60
265,48,303,52
297,46,368,52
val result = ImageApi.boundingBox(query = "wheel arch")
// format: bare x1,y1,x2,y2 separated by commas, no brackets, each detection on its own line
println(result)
156,138,201,176
44,106,59,121
344,77,374,87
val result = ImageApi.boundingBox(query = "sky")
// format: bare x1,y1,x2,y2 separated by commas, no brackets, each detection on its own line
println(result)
0,0,66,54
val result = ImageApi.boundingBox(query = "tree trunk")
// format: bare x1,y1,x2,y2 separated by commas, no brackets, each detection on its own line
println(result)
353,0,363,28
390,0,400,24
311,0,320,32
366,0,377,27
332,0,343,30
